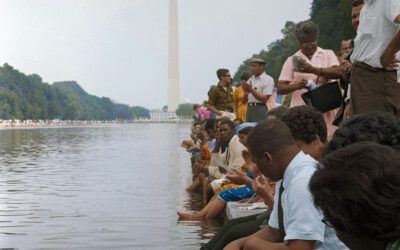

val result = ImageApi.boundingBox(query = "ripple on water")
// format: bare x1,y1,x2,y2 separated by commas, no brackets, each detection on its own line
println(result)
0,124,220,249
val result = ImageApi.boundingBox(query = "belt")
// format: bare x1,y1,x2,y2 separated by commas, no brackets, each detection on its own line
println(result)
248,102,265,106
354,61,395,72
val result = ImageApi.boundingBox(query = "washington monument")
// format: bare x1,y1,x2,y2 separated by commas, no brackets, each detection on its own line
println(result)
167,0,180,112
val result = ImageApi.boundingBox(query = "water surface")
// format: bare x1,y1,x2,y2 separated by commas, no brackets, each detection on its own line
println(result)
0,124,221,249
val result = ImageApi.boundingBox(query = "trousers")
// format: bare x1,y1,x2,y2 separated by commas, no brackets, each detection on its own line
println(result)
351,62,400,115
200,212,269,250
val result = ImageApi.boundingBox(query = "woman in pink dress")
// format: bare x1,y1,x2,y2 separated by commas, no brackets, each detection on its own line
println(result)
278,20,342,139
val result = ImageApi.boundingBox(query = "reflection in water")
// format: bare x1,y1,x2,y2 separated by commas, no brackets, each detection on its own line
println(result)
0,124,221,250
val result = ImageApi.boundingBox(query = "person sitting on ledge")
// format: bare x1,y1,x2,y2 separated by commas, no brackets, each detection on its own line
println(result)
186,118,218,193
232,118,243,128
208,68,234,113
205,102,236,121
324,112,400,155
181,120,206,167
201,105,328,250
306,112,400,250
310,142,400,250
177,124,258,220
224,119,347,250
202,119,246,205
193,103,211,121
280,106,327,160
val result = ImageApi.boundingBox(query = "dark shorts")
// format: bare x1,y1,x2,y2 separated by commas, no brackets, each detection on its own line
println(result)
351,62,400,115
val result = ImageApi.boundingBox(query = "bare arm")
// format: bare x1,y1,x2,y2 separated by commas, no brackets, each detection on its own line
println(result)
249,88,271,103
241,176,254,187
253,227,281,243
242,93,249,104
311,66,341,79
247,228,316,250
263,195,274,213
381,27,400,69
277,80,307,95
243,237,316,250
396,15,400,23
204,103,222,116
224,227,281,249
298,61,341,79
252,176,275,209
241,80,270,103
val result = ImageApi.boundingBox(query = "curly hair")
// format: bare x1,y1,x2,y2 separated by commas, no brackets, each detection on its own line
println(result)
281,106,327,144
325,113,400,155
310,142,400,241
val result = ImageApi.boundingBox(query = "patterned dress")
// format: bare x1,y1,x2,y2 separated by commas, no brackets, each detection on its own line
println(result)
218,171,255,202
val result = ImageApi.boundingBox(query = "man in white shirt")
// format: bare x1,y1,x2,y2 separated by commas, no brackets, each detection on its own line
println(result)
241,58,274,122
225,119,348,250
350,0,400,115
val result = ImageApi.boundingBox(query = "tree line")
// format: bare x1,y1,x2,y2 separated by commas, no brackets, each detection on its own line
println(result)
0,63,149,120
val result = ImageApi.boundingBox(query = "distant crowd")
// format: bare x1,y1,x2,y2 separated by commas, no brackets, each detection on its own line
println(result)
179,1,400,250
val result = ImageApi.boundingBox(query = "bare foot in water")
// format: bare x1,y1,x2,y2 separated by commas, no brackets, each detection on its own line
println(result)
177,211,203,221
185,185,197,193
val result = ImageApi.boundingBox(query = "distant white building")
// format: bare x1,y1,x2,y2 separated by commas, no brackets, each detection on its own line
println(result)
150,110,178,121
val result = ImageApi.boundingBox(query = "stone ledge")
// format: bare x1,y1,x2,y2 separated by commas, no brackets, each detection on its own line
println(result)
225,202,268,220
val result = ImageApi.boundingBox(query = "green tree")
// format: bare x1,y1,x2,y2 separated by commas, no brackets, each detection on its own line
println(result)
311,0,355,51
233,21,298,83
0,64,150,120
234,0,354,82
176,103,194,118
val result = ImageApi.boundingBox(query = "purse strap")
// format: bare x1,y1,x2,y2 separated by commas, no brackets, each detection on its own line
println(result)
316,72,320,85
278,180,286,241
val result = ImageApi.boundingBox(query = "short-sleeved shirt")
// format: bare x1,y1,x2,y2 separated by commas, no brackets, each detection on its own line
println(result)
248,72,274,103
268,151,348,250
279,48,340,107
278,48,340,139
351,0,400,68
208,83,234,112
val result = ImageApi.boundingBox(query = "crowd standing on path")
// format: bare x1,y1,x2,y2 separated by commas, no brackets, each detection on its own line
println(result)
179,1,400,249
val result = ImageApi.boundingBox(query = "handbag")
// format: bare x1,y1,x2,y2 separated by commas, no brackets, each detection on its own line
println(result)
301,78,342,113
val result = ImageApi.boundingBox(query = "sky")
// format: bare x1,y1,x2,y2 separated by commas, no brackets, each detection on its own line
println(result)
0,0,312,110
